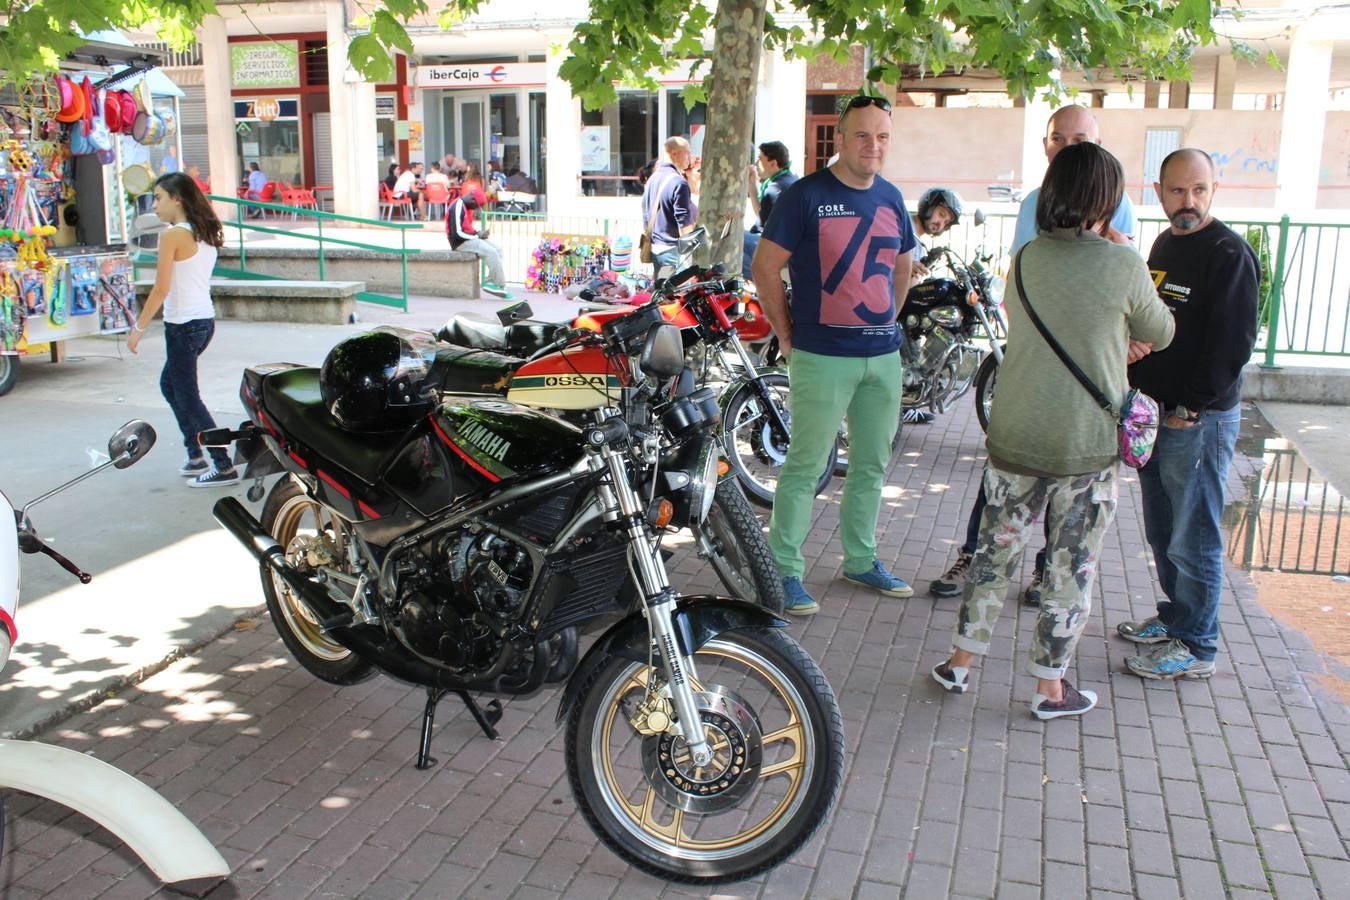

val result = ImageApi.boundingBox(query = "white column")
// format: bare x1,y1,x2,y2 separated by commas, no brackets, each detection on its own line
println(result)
1276,25,1333,210
1019,90,1054,195
758,50,807,174
326,0,378,220
545,43,579,215
199,16,237,220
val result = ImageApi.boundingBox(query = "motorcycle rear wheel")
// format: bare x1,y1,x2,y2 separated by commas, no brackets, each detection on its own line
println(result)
565,627,844,883
692,480,784,614
260,477,374,685
723,374,835,509
973,348,1003,433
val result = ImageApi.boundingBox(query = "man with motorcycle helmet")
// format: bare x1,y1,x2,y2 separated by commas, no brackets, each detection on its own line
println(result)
752,94,918,615
903,187,965,425
928,105,1138,602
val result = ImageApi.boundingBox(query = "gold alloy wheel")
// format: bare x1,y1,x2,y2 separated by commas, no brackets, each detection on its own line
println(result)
590,638,815,860
268,494,352,663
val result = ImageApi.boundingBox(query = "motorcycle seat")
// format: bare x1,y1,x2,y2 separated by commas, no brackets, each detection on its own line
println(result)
505,321,566,354
439,315,508,350
260,367,411,485
428,345,524,395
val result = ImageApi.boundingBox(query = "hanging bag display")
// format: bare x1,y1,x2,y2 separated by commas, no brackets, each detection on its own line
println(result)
1012,250,1160,469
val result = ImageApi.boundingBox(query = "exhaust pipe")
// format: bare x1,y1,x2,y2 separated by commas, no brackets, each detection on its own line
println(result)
212,498,516,691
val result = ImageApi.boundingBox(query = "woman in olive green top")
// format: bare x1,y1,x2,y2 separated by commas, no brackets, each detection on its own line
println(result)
932,143,1176,720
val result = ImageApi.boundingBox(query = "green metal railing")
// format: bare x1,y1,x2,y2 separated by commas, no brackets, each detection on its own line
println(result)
208,195,423,311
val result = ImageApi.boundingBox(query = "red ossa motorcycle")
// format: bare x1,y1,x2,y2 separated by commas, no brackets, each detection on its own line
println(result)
439,266,838,508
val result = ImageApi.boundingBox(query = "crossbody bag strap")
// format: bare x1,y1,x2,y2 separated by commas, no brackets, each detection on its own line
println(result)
643,173,668,237
1012,249,1115,414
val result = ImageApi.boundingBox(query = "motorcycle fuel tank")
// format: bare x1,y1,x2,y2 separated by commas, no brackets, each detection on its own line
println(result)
432,398,583,483
507,345,625,411
902,277,967,317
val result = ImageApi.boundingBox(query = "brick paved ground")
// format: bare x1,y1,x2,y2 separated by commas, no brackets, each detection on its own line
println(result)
3,401,1348,899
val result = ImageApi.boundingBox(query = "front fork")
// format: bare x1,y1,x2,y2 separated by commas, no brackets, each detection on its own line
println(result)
721,334,791,441
971,303,1006,365
595,441,715,768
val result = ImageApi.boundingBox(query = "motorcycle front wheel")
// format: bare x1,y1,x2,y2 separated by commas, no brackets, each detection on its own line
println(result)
692,480,784,613
0,354,18,396
973,347,1003,433
723,374,835,509
260,477,374,685
565,627,844,883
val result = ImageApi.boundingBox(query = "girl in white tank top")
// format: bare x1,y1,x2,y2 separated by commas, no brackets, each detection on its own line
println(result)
128,173,237,487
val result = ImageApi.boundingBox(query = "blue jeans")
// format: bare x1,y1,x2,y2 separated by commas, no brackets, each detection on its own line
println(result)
1138,406,1241,661
962,481,1049,572
161,319,230,469
742,230,761,279
653,246,679,278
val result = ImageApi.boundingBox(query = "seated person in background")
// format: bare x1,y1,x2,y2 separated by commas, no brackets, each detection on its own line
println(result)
383,163,400,192
488,159,509,194
188,164,210,195
244,162,268,217
447,188,509,298
462,162,490,203
392,161,427,218
504,167,539,194
424,162,452,189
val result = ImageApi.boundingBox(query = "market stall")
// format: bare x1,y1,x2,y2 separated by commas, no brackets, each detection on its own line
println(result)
0,39,169,396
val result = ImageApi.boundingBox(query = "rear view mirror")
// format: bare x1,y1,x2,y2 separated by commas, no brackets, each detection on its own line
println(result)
973,209,987,228
108,420,157,469
639,323,685,378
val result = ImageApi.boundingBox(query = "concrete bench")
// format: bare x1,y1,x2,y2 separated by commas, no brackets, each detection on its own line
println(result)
136,279,362,325
217,246,482,298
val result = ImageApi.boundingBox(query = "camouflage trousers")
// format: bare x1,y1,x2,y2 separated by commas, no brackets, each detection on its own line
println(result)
953,463,1119,680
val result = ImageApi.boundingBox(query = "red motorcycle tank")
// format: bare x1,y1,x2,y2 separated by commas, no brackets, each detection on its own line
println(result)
431,398,582,484
507,345,625,410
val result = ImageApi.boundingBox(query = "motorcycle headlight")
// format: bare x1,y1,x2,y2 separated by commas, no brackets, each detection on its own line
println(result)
929,305,963,329
986,276,1005,306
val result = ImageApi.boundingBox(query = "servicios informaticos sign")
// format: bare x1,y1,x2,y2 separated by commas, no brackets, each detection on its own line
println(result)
414,62,547,89
231,41,301,89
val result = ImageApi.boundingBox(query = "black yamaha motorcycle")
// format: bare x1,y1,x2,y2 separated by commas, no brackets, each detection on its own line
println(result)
208,309,843,883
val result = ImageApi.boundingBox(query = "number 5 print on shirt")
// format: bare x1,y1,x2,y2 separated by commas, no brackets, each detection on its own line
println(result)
819,206,901,327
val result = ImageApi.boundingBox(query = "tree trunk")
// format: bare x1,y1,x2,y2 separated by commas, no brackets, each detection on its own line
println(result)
698,0,767,274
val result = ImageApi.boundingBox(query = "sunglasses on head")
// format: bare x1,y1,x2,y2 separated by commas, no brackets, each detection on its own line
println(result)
844,95,892,113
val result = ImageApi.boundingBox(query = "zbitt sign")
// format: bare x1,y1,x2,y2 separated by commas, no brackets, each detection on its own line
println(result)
415,62,547,90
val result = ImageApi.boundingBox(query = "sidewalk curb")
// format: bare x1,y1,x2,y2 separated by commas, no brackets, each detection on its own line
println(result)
10,604,266,741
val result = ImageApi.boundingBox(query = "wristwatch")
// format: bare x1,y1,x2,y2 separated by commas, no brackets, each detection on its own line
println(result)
1172,405,1202,423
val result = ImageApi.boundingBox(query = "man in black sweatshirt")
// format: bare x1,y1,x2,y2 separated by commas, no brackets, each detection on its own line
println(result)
1118,147,1258,680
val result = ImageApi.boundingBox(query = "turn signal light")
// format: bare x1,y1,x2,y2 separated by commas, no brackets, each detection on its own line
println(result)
717,459,730,478
654,499,674,529
966,290,980,306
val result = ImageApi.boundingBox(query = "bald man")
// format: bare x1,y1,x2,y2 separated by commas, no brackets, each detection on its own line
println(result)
1118,147,1258,680
1011,105,1138,253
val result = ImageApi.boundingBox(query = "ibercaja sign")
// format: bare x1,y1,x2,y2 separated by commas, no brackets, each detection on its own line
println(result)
414,62,547,89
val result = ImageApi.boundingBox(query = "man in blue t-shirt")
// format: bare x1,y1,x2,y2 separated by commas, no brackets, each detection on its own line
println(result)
928,104,1138,605
641,137,696,275
751,95,918,615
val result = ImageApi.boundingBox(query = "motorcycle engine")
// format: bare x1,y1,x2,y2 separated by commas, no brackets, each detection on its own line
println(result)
394,530,535,669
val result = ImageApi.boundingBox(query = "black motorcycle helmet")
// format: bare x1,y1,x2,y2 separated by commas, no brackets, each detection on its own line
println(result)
320,328,434,431
917,188,963,233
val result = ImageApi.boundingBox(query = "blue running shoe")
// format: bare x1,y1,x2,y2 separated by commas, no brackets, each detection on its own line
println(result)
1117,615,1170,644
782,577,819,616
1126,639,1215,680
842,560,914,598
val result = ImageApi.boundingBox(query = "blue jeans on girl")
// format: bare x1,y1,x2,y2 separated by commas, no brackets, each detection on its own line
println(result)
161,319,230,470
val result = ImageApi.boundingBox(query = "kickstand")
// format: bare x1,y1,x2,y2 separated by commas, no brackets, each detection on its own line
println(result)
413,688,504,770
457,690,503,741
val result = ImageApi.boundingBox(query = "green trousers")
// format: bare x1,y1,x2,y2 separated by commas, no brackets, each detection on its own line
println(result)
768,349,902,579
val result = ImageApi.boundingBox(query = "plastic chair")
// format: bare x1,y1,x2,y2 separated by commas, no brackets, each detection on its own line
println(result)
379,183,412,220
424,182,450,221
280,184,319,220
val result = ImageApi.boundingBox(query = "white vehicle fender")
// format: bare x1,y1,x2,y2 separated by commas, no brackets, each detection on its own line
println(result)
0,739,230,883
